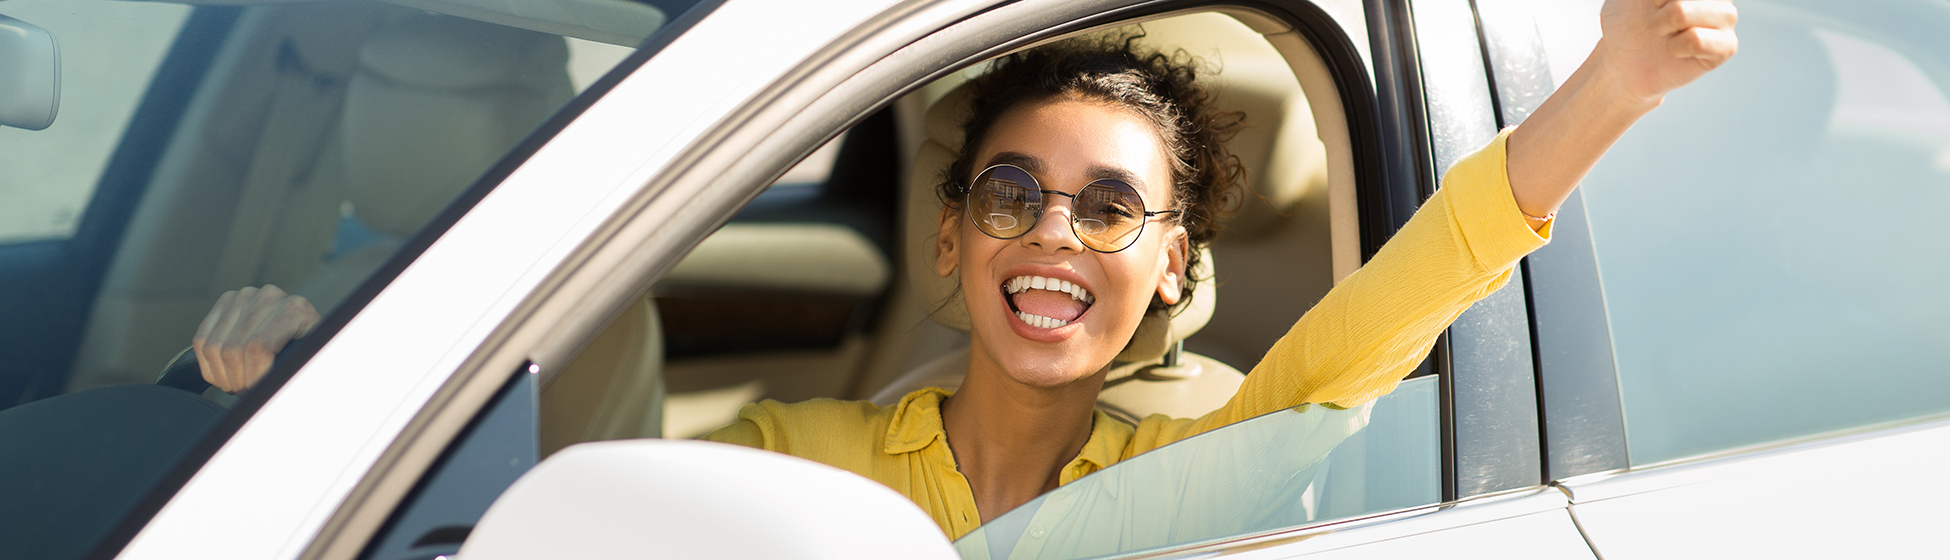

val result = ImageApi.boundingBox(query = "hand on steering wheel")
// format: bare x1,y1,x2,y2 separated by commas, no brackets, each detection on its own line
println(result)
192,285,320,394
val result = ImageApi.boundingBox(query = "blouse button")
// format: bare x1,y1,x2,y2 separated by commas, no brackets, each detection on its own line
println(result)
1031,527,1047,539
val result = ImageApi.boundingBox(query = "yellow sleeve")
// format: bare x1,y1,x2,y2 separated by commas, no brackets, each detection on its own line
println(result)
1142,129,1550,447
703,416,767,448
703,404,775,449
700,398,886,476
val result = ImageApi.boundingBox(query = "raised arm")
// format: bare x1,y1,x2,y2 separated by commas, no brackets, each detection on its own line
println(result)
1128,0,1739,449
1508,0,1738,218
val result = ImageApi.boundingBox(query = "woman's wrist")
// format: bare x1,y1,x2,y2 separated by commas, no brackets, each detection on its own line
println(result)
1580,46,1668,119
1505,50,1662,218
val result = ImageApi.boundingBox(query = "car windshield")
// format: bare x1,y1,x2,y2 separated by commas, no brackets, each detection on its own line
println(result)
0,1,688,558
954,376,1439,560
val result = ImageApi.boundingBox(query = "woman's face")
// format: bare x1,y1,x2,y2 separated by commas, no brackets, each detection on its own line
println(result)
936,97,1188,388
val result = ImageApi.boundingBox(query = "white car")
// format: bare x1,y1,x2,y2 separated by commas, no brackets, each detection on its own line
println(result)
0,0,1944,558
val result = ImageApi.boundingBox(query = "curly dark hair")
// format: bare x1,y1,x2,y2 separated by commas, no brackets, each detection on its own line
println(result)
939,32,1244,312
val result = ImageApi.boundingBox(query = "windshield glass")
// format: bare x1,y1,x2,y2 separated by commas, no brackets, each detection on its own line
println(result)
0,1,687,558
954,376,1439,559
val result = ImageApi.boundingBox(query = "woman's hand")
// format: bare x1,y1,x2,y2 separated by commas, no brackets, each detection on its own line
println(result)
1598,0,1741,104
192,285,319,394
1506,0,1737,219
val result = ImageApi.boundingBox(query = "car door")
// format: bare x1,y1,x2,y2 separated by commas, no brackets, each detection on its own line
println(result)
1510,0,1950,557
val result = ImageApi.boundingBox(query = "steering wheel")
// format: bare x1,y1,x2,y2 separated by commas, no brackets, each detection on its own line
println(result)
154,340,299,395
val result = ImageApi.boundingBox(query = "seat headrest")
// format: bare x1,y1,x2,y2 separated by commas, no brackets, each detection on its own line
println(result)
341,15,572,238
902,86,1215,363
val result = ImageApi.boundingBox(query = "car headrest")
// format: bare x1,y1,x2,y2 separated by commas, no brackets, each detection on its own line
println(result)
903,85,1215,363
341,15,572,238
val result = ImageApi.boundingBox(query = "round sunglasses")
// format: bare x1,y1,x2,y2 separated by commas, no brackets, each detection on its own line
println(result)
960,164,1181,253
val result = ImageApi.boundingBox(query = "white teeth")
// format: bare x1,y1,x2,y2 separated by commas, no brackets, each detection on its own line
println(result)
1002,275,1093,304
1016,311,1069,329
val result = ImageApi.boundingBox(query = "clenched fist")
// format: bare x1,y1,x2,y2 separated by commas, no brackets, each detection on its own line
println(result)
1505,0,1738,220
1598,0,1740,104
192,285,320,394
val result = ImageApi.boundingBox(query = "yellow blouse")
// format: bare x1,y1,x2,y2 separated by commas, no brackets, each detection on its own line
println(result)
706,130,1549,539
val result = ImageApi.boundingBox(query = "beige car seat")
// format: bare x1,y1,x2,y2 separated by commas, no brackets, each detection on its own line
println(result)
317,15,668,451
870,13,1330,422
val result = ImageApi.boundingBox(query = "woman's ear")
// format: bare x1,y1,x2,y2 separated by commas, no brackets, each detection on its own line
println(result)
934,206,960,278
1155,226,1188,305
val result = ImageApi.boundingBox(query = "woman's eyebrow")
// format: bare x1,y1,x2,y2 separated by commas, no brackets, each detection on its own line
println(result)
987,152,1045,174
1087,165,1145,189
987,152,1147,189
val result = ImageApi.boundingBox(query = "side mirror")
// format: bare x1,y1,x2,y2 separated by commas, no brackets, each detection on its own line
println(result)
459,439,959,560
0,13,59,131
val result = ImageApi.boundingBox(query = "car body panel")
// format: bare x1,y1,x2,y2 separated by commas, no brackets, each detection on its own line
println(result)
1565,415,1950,559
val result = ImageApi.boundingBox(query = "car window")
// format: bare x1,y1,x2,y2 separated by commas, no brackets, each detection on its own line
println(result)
0,1,190,243
955,377,1439,560
1575,0,1950,465
0,1,687,558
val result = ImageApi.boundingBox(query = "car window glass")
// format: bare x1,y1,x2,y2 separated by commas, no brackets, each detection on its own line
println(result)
0,2,191,243
955,377,1440,560
1577,0,1950,465
0,2,687,559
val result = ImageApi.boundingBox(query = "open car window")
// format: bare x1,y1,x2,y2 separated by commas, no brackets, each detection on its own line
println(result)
0,1,686,558
955,377,1440,559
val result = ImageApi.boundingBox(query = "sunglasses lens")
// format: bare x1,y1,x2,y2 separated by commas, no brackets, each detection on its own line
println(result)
1074,180,1146,251
969,166,1041,238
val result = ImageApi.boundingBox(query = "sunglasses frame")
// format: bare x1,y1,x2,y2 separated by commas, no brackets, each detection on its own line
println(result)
959,163,1182,253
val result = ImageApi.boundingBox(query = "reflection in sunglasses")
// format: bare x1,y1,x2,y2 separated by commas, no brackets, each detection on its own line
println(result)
985,213,1020,231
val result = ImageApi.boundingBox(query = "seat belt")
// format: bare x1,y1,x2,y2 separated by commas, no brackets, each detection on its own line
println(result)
210,42,346,294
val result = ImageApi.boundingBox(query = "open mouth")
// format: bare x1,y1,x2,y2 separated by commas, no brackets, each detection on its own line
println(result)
1002,275,1094,329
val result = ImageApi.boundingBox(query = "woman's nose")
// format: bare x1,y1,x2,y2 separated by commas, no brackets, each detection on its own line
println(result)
1022,204,1084,253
